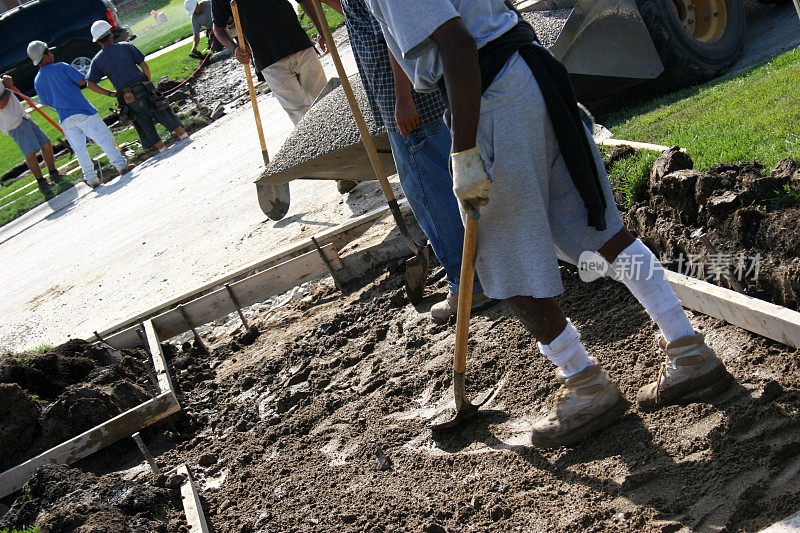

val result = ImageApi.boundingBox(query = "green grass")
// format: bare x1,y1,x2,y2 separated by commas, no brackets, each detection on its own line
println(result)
763,183,800,210
32,343,53,353
606,47,800,172
297,4,346,40
122,0,194,56
606,150,659,207
0,527,38,533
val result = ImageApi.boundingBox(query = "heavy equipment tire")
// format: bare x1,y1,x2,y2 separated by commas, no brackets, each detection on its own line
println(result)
638,0,745,85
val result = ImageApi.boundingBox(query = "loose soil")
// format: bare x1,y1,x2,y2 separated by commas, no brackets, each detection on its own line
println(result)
3,253,799,532
620,150,800,310
0,340,156,472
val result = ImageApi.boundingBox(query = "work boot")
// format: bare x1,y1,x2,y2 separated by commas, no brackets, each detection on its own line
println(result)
430,291,493,324
337,179,358,194
119,162,136,176
49,169,63,182
637,334,730,411
36,177,51,190
530,361,627,448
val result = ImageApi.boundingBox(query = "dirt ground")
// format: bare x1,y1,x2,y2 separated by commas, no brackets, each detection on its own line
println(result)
3,252,800,532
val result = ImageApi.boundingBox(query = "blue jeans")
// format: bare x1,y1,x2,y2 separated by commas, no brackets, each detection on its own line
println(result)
388,119,483,295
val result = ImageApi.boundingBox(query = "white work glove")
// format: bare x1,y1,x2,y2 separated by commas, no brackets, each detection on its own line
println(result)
451,147,492,218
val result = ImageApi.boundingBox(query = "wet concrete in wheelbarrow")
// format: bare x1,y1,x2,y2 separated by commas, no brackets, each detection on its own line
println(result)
4,253,799,532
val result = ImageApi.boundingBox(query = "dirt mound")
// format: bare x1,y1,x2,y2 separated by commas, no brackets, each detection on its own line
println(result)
620,151,800,309
0,464,174,532
0,340,154,471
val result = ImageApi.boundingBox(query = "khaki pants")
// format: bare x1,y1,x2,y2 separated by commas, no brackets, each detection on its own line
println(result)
261,47,327,125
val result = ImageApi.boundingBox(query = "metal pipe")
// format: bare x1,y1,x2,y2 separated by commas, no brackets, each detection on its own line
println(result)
179,305,207,352
311,236,345,294
132,432,161,475
225,283,249,329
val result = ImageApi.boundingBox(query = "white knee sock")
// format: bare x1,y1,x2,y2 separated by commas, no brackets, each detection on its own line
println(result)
610,239,695,343
538,319,594,377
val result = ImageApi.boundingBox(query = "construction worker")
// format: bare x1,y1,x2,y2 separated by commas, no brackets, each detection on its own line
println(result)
184,0,213,59
366,0,731,446
319,0,491,322
86,21,188,154
0,74,60,190
29,41,133,188
211,0,330,126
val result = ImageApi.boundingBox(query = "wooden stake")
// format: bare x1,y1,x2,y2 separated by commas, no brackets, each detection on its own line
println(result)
177,464,210,533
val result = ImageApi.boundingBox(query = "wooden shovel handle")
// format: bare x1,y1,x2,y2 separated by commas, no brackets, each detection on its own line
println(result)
309,0,396,203
231,0,269,166
454,216,478,374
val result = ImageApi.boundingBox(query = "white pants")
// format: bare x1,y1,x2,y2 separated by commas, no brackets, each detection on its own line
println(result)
61,113,127,183
261,47,327,125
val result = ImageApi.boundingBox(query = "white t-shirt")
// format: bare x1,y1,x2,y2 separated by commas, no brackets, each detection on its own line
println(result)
0,89,27,135
366,0,517,92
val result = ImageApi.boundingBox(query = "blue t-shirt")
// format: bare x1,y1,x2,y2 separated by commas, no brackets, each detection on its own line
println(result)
34,62,98,122
87,42,146,91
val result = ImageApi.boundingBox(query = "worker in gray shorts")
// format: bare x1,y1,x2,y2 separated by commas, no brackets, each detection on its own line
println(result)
367,0,731,447
184,0,214,58
0,75,60,190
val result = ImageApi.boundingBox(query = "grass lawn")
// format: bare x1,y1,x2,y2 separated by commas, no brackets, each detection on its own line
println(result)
298,4,345,39
605,47,800,206
123,0,195,57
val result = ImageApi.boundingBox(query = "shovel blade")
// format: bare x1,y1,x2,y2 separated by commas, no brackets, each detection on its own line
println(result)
427,370,494,430
257,182,291,220
404,245,429,304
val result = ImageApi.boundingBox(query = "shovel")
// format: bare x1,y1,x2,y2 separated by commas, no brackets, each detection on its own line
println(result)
428,215,493,429
230,0,291,220
309,0,429,304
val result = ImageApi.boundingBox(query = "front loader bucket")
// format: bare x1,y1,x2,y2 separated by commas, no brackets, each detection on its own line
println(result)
549,0,665,79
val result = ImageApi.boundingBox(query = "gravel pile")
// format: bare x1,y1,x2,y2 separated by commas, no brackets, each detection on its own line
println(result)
266,76,383,177
521,8,573,47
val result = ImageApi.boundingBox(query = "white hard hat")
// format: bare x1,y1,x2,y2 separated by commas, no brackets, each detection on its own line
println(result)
91,20,113,42
27,40,53,65
184,0,198,15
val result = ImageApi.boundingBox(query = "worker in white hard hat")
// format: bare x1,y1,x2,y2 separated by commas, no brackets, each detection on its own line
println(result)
184,0,214,59
86,20,188,153
30,40,133,188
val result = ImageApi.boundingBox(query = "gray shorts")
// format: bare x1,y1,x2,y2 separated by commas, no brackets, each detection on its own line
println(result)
470,53,623,300
8,117,50,156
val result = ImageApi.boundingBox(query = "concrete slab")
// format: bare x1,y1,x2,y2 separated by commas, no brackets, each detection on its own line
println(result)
0,43,397,352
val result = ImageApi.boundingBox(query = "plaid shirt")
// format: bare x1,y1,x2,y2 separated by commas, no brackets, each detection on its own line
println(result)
341,0,445,134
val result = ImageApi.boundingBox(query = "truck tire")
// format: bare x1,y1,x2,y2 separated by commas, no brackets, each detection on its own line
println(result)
638,0,745,85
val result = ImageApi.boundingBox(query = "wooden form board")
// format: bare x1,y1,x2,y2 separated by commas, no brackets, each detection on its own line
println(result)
144,319,176,394
0,390,180,499
666,270,800,349
177,464,210,533
256,132,396,186
93,205,398,345
104,244,343,349
599,138,685,153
